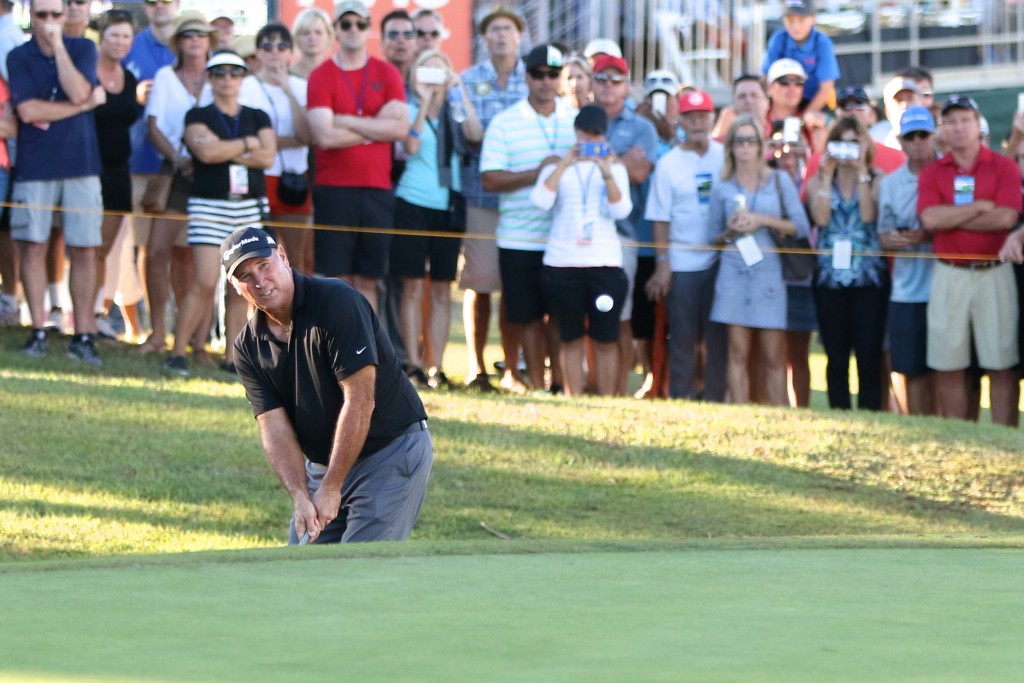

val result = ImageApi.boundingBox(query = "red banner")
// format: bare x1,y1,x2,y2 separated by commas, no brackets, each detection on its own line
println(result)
276,0,473,72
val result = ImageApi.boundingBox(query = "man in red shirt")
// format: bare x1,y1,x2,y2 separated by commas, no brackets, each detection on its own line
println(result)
307,0,409,311
918,95,1022,426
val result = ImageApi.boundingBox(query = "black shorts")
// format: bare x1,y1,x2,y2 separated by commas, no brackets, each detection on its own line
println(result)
888,300,929,377
541,266,628,343
499,248,547,325
631,255,656,340
390,197,463,281
100,163,132,214
166,168,193,214
313,185,393,278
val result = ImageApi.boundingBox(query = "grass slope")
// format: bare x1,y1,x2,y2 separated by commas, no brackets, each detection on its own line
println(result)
2,327,1024,562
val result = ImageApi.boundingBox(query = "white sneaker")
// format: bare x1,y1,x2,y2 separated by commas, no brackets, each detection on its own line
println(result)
46,307,66,332
95,314,118,340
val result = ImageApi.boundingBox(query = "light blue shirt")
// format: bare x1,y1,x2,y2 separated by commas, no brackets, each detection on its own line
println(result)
606,106,658,238
0,13,26,83
396,103,461,211
878,162,934,303
124,28,174,174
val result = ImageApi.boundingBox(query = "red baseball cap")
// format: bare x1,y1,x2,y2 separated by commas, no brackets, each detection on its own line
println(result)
592,55,628,75
679,90,714,113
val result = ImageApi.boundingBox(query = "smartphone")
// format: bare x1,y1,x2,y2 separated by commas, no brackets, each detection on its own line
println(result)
1018,92,1024,113
826,141,860,161
651,92,667,117
578,142,610,158
783,116,801,143
416,66,447,85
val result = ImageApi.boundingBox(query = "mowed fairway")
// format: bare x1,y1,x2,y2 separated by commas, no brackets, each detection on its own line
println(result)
1,543,1022,683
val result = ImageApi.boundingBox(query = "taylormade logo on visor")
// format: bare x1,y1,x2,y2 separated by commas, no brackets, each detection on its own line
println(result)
223,234,275,262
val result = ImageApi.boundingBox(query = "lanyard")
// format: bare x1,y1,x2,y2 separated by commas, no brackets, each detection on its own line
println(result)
535,110,559,153
215,107,241,139
573,162,599,214
339,62,370,117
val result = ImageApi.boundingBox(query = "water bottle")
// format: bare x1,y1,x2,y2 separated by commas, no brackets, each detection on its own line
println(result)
448,86,467,123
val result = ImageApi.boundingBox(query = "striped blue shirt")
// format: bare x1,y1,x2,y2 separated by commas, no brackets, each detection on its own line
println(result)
480,98,578,251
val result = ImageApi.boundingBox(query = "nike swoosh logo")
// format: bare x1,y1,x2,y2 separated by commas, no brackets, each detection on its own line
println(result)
356,347,367,355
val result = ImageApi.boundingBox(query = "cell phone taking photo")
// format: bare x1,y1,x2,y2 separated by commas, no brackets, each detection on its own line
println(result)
578,141,610,158
826,140,861,161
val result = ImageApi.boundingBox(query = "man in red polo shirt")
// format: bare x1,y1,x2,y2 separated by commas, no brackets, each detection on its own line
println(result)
918,95,1022,426
307,0,408,311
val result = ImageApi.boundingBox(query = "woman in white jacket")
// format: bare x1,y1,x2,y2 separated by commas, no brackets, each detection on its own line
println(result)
530,105,632,397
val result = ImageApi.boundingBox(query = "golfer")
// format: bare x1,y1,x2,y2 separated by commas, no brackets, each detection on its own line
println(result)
222,226,433,543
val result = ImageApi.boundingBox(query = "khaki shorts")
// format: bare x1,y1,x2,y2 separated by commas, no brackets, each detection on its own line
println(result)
457,206,501,293
927,261,1019,371
10,177,102,247
131,173,187,249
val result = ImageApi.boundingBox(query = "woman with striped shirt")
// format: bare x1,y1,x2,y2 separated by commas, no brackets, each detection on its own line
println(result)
164,51,275,377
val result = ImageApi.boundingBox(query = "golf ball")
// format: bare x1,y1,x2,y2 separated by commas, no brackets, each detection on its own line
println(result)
595,294,614,312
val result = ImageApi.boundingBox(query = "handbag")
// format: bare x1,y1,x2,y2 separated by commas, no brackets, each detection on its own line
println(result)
140,160,174,213
276,168,308,206
770,171,815,282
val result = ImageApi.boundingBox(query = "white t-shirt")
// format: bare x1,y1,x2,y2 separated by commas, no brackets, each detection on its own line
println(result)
146,65,198,159
644,142,725,272
531,160,631,268
480,98,577,251
236,75,309,177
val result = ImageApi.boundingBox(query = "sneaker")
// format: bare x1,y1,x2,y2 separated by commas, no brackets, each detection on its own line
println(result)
406,367,430,389
427,368,453,390
548,383,564,396
499,374,531,396
0,297,19,326
465,374,497,393
67,335,103,366
163,355,190,378
94,314,118,341
46,306,65,331
21,329,48,358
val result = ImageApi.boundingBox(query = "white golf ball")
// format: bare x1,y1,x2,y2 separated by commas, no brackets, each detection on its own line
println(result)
595,294,614,312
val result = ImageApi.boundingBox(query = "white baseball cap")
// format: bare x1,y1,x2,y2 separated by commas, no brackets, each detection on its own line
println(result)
644,69,680,96
584,38,622,60
767,58,807,85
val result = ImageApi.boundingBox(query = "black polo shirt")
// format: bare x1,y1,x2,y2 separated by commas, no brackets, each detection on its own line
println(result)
234,271,427,465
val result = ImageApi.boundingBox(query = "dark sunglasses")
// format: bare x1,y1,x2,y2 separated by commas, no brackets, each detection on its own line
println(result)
209,66,246,79
68,0,90,5
337,18,370,32
259,41,292,52
902,130,931,141
528,69,562,80
733,135,760,147
417,29,441,38
593,73,626,84
775,76,806,87
178,30,206,39
144,0,176,4
840,101,869,111
33,10,63,19
385,29,414,40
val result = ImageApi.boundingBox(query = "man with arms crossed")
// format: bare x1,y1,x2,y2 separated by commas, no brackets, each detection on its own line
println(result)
307,0,408,311
918,95,1022,426
9,0,105,363
225,227,432,543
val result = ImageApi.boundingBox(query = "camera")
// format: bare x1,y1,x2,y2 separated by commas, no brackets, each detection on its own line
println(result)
578,142,610,158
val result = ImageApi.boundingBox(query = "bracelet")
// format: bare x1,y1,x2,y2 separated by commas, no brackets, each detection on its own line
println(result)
816,190,832,198
858,174,872,184
409,129,421,139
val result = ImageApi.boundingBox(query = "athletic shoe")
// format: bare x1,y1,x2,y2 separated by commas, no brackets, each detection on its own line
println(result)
406,367,430,389
94,314,118,341
163,355,189,378
0,297,19,326
427,368,454,390
548,383,564,396
21,329,48,358
45,306,65,331
465,374,497,393
67,335,103,366
498,374,531,396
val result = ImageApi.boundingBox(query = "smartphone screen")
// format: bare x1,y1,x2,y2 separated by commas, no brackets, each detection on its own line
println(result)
416,66,447,85
652,92,667,117
578,142,609,158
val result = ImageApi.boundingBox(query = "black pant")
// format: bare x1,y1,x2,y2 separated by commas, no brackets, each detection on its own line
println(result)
813,283,889,410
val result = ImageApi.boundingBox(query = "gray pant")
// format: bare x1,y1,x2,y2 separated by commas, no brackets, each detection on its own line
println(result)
288,423,433,544
667,266,728,401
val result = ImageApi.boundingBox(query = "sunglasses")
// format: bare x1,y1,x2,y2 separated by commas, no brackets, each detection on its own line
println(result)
733,136,760,147
417,29,441,38
337,18,370,32
919,90,934,97
259,41,292,52
33,10,63,19
840,102,868,111
386,30,414,40
144,0,176,4
775,77,805,87
902,130,931,141
209,66,246,79
593,73,626,84
68,0,90,5
528,69,562,80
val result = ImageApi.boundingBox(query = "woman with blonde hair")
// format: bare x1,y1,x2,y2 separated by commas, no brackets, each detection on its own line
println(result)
391,49,482,388
562,53,592,109
708,114,810,405
290,8,334,80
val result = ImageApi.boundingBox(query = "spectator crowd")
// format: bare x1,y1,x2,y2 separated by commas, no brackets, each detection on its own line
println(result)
3,0,1024,428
